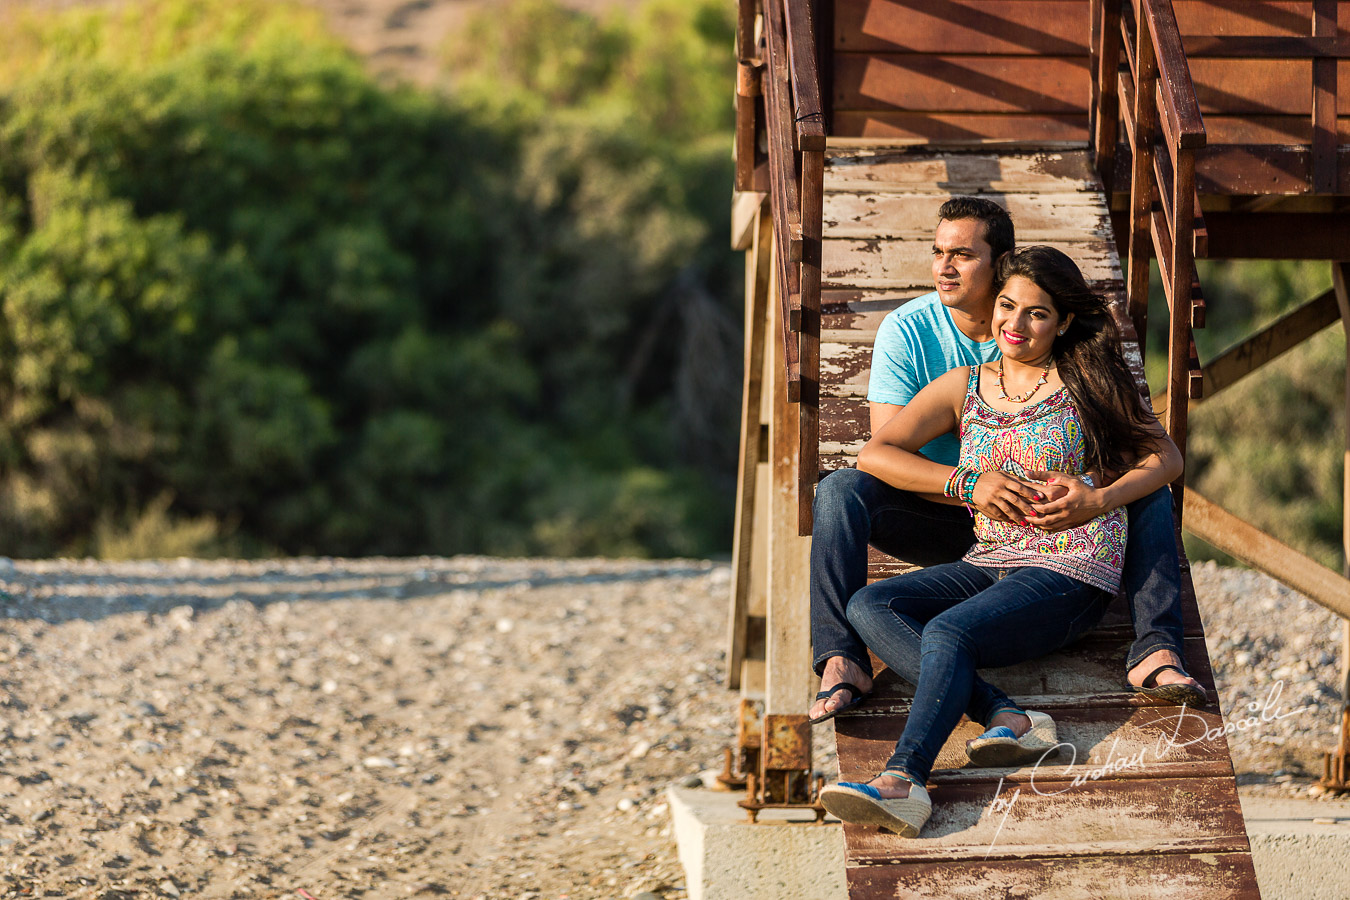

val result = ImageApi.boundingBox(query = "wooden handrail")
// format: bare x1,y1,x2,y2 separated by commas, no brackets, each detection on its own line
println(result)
758,0,824,534
1093,0,1207,517
782,0,826,153
1140,0,1205,149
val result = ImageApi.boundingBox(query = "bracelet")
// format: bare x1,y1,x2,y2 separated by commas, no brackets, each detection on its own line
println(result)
943,466,972,500
960,469,980,505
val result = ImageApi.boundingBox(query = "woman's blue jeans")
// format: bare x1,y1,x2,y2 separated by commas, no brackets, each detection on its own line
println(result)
810,467,1184,679
846,560,1110,785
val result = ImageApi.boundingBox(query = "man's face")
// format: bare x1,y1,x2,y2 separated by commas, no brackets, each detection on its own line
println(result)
931,217,996,312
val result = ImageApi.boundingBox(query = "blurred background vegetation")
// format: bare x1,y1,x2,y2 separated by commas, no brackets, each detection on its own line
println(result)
1143,262,1345,570
0,0,740,559
0,0,1343,568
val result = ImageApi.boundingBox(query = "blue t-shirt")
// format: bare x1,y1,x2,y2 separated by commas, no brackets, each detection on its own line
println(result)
867,291,1001,466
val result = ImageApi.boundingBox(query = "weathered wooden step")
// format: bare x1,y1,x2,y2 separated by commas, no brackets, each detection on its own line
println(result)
824,146,1101,194
843,776,1250,865
847,852,1261,900
824,236,1120,290
856,632,1216,709
836,702,1236,786
824,190,1113,241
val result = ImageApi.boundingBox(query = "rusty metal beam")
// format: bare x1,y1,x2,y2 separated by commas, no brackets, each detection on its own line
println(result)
1182,488,1350,621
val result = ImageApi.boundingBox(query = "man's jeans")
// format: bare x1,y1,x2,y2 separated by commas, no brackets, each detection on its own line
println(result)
809,467,1185,679
846,561,1110,784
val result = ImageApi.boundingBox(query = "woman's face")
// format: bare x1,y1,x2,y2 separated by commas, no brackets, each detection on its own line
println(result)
993,275,1070,363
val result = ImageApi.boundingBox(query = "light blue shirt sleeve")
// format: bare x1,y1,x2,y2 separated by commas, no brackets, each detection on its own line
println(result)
867,314,920,406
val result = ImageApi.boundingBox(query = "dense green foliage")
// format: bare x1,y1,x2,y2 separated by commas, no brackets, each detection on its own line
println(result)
1144,262,1346,570
1,0,1341,567
0,0,740,558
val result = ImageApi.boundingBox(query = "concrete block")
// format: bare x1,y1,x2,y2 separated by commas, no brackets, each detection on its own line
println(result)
1239,795,1350,900
669,787,1350,900
667,783,846,900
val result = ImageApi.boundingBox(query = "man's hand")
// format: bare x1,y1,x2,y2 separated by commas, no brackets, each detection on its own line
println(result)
1026,471,1105,531
971,471,1045,524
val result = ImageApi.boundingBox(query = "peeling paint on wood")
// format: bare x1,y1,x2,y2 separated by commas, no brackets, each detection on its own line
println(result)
847,852,1261,899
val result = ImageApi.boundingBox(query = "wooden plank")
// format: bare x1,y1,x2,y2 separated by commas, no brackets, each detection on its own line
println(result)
1193,143,1342,194
1093,0,1123,194
727,210,773,690
765,250,814,716
1205,211,1350,257
1183,487,1350,619
730,190,766,251
820,287,927,342
1127,13,1159,354
1174,0,1344,38
842,776,1249,864
1202,113,1350,143
820,281,1125,343
847,852,1262,900
824,147,1102,193
823,190,1112,240
1336,262,1350,732
1144,0,1207,148
824,237,1120,289
1200,287,1340,398
860,632,1216,708
734,0,760,193
784,0,827,151
1186,34,1350,57
833,0,1089,55
798,148,824,535
1313,0,1339,192
833,54,1090,113
1186,57,1350,115
835,704,1235,786
764,0,803,397
830,110,1089,140
855,566,1207,636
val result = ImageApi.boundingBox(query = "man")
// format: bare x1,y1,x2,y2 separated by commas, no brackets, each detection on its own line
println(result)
807,197,1204,726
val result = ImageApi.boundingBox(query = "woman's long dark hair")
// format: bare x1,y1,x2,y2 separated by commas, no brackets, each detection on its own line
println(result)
995,246,1160,475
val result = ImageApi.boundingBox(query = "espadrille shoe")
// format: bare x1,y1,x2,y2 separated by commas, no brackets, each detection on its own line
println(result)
966,710,1061,767
819,777,931,837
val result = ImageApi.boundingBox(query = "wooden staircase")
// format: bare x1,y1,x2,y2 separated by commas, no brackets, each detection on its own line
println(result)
820,142,1261,898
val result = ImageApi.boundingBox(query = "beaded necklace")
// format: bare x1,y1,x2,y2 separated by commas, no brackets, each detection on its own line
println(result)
996,357,1053,403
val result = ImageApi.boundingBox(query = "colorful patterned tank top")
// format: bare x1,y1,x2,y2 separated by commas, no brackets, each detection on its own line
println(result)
957,365,1127,592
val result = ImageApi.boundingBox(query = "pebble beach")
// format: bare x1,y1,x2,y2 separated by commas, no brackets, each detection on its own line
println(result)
0,556,1344,897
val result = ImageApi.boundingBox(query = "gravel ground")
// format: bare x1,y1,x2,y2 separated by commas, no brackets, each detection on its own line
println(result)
0,556,1344,898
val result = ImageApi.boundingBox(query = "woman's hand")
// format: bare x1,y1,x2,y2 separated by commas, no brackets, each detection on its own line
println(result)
971,472,1048,524
1025,472,1105,531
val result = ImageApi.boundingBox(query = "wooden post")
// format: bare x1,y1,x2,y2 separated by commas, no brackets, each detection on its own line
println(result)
1333,262,1350,759
797,148,823,537
727,208,773,690
1092,0,1122,195
766,236,814,720
1311,0,1338,195
1164,146,1196,502
1126,6,1157,358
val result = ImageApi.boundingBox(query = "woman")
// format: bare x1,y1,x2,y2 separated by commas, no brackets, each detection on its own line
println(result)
818,246,1183,837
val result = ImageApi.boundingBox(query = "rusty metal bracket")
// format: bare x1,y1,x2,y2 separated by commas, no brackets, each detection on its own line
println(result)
717,698,761,789
1320,709,1350,794
736,712,826,823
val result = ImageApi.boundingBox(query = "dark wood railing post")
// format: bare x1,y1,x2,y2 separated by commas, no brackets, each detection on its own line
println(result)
1092,0,1123,195
1126,0,1158,358
1312,0,1339,194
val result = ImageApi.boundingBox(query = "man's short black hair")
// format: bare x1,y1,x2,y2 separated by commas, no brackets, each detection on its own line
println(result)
937,197,1015,261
